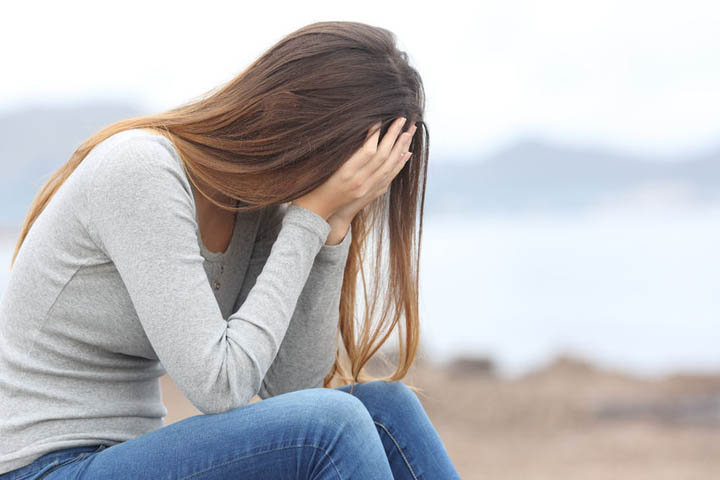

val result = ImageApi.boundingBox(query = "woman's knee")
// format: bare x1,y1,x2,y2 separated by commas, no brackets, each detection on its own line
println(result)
341,380,424,419
274,387,377,434
266,388,392,476
367,380,418,404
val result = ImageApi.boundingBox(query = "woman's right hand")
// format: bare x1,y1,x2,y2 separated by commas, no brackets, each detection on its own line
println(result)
291,116,416,221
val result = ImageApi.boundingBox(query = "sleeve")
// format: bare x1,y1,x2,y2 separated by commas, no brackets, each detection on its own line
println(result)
81,136,333,414
233,203,352,399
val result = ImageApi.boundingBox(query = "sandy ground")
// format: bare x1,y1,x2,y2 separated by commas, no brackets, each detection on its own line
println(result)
159,355,720,479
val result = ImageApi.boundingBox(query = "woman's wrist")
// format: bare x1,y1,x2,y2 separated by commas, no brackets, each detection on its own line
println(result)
290,198,334,221
325,215,351,245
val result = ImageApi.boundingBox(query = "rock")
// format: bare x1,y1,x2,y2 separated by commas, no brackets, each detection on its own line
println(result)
446,355,496,378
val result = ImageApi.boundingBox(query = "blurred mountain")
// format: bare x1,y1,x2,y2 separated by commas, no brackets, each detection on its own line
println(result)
425,137,720,215
1,102,719,228
0,101,149,226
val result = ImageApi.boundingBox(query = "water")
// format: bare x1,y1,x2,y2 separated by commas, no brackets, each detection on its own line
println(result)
2,205,719,378
419,205,720,377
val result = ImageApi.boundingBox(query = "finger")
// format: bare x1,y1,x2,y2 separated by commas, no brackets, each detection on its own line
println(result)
361,121,416,199
366,121,381,141
375,116,408,163
364,133,413,194
363,120,382,156
392,151,413,177
386,132,416,180
378,122,416,182
387,122,416,166
357,116,407,179
343,121,383,172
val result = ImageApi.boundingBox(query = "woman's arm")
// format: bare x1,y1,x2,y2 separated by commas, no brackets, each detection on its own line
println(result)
81,135,332,414
233,203,352,399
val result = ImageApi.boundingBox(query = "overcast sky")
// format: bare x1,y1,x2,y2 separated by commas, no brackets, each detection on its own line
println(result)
2,0,719,160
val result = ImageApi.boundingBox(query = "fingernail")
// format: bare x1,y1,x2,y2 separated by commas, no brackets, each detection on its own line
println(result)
399,117,407,126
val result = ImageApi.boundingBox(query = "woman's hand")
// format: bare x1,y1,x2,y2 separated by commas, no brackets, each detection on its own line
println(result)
292,116,417,223
330,120,416,226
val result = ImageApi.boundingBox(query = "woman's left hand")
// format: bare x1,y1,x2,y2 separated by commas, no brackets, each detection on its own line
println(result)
323,119,417,245
327,121,417,235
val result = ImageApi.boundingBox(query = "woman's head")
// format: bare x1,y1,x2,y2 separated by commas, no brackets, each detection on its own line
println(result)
12,20,429,392
162,20,428,211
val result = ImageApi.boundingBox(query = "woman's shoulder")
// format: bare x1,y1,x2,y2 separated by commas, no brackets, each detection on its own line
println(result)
75,129,198,250
81,129,186,188
89,128,178,167
77,128,194,222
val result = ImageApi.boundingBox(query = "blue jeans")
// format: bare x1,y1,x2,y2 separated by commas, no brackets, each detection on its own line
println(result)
1,380,461,479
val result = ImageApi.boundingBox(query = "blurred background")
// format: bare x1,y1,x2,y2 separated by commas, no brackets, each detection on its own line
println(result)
2,1,719,478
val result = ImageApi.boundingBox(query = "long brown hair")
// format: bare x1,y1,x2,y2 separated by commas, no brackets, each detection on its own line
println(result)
10,20,429,393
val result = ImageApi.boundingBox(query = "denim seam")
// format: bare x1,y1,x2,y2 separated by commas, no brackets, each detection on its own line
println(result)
181,443,341,480
35,452,91,480
374,420,420,480
8,447,103,480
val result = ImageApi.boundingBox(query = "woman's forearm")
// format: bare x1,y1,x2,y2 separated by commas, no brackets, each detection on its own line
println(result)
257,224,352,398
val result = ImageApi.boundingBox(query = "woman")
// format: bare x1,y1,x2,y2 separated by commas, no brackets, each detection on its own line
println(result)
0,21,460,479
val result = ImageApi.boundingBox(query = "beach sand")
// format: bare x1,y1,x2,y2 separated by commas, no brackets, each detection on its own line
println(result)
159,355,720,479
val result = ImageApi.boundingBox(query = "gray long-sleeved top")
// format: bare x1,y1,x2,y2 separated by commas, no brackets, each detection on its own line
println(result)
0,129,352,474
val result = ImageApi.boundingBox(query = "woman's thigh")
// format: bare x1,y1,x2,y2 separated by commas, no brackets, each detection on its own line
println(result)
335,380,462,480
42,387,394,480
